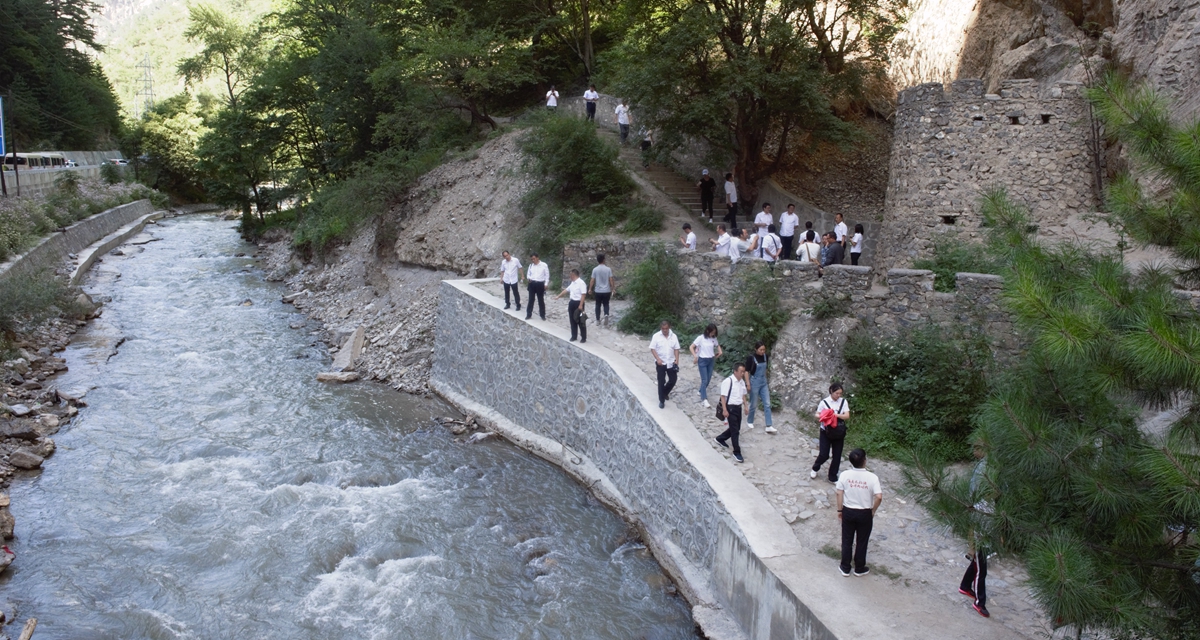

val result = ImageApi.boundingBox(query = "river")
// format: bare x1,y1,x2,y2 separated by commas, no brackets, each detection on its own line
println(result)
1,216,696,639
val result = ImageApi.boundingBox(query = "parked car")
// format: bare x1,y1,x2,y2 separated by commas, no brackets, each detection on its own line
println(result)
107,158,129,166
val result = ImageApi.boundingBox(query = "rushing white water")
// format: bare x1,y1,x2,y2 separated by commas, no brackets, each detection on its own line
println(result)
2,216,695,639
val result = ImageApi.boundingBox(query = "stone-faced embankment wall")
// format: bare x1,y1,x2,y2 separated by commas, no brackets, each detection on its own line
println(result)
878,79,1098,269
0,199,154,286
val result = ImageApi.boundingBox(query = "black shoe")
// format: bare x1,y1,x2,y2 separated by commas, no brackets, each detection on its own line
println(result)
827,478,838,484
715,438,728,449
516,305,521,311
525,315,532,320
839,566,851,577
658,400,665,408
853,567,870,577
973,603,990,618
733,453,744,463
570,338,577,342
504,305,511,309
580,339,586,343
958,588,976,599
540,316,546,320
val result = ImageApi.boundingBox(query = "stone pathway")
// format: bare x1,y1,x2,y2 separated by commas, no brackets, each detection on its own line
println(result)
474,279,1075,640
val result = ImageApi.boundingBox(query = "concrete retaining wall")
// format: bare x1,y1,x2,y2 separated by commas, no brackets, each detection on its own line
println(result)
2,167,106,198
0,200,154,285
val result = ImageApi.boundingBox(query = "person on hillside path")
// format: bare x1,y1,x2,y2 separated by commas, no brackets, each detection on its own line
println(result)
850,223,865,266
555,269,587,342
754,202,773,239
723,173,739,232
680,223,697,250
525,254,550,320
615,100,631,145
499,251,523,311
744,341,776,433
819,232,844,277
583,85,599,121
834,213,849,262
649,321,680,409
698,170,717,223
690,323,722,408
589,253,615,325
780,204,799,260
759,224,782,263
639,128,654,168
715,363,748,463
812,383,850,482
798,227,821,265
546,86,559,110
960,444,994,618
730,228,756,264
836,448,882,577
710,224,732,257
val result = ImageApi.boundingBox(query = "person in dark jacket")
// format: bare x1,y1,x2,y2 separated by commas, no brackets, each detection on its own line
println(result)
818,232,844,277
742,342,776,433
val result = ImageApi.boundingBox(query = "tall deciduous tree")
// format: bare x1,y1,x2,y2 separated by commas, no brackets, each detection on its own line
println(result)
602,0,853,209
177,4,263,108
908,75,1200,638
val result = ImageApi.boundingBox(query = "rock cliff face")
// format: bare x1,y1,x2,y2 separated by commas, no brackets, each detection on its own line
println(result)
1112,0,1200,121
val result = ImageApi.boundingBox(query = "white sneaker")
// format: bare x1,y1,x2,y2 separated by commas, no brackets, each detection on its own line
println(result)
746,423,754,430
765,426,777,434
810,470,817,479
703,399,712,408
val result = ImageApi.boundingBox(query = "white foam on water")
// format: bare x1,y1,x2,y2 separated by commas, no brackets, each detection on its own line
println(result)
302,554,448,640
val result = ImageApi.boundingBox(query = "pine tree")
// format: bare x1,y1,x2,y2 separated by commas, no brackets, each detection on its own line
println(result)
908,74,1200,638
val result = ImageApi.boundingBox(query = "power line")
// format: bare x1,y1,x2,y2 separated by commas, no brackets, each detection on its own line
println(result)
0,87,113,139
135,54,155,120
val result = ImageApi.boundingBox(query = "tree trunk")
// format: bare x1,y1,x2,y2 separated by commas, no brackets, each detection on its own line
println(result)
582,0,593,75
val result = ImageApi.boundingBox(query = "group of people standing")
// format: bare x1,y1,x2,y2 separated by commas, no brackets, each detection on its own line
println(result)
703,199,865,270
497,251,616,344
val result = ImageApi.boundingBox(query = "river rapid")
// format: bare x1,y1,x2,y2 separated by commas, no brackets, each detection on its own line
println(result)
1,216,695,639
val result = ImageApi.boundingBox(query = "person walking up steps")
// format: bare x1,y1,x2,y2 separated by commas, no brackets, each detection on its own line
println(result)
836,448,882,577
698,170,717,223
690,324,722,408
525,254,549,320
499,251,522,311
744,341,776,433
812,383,850,481
615,100,631,145
723,173,738,231
583,85,599,121
589,254,616,325
649,321,680,408
555,269,588,342
715,363,748,463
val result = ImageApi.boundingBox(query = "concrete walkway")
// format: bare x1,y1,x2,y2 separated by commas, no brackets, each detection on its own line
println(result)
464,279,1055,640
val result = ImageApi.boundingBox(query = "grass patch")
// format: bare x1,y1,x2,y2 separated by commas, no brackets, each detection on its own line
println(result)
819,544,840,560
720,268,790,375
809,295,851,319
617,246,687,334
912,237,1002,293
0,271,88,353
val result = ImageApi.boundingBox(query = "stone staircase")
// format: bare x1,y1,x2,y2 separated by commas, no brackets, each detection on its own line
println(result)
599,129,721,230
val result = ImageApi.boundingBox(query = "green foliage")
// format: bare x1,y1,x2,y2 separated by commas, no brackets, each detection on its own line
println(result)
99,163,123,185
0,179,157,261
177,4,263,108
912,238,1002,293
0,271,87,348
518,115,662,265
0,0,122,149
617,247,687,334
809,295,851,319
721,268,790,372
842,326,991,461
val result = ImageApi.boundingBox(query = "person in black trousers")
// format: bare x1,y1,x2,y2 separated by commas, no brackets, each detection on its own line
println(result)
812,382,850,482
698,170,717,223
960,445,993,617
714,363,747,463
555,269,588,343
524,253,549,320
835,448,882,577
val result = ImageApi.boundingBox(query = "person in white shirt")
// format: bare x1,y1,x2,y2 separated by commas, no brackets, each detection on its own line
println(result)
812,382,850,482
525,254,550,320
850,223,865,266
545,86,559,110
835,448,882,577
555,269,588,342
709,224,732,256
798,224,821,265
649,321,680,408
583,85,599,121
680,223,697,251
779,204,799,260
754,202,773,238
758,224,782,263
498,251,523,311
834,213,849,262
723,173,738,231
615,100,631,144
730,228,756,264
689,323,723,408
714,363,748,463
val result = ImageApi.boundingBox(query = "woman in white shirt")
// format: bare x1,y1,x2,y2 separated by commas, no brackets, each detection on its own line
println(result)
690,324,723,408
850,223,865,266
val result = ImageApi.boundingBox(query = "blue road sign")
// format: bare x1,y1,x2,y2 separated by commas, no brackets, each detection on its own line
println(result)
0,96,6,157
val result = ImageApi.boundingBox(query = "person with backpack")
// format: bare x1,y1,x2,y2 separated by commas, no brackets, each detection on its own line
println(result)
811,382,850,482
714,363,748,463
743,341,776,433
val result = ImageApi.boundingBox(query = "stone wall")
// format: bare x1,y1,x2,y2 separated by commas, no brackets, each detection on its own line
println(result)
559,236,658,285
0,200,155,286
878,78,1099,269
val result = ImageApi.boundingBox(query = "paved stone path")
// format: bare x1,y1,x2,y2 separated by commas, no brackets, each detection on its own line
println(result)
474,279,1076,640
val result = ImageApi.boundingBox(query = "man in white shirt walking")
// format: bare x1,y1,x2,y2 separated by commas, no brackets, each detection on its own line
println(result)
779,204,799,260
525,254,550,320
583,85,599,121
709,224,732,257
754,202,773,239
556,269,588,342
835,448,882,577
680,223,697,250
498,251,523,311
615,100,631,144
723,173,738,232
649,321,680,408
545,86,559,110
714,363,748,463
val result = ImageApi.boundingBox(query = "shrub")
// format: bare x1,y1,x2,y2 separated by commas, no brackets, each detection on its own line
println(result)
809,295,850,319
841,325,992,461
617,246,687,334
721,268,790,373
0,271,87,353
100,163,122,185
913,237,1002,292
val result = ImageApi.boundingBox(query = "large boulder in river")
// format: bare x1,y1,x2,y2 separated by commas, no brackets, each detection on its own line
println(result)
0,505,13,540
8,449,43,470
0,421,41,441
316,371,360,383
331,326,365,372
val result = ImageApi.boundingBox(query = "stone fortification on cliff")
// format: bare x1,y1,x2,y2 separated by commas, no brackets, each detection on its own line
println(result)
877,78,1099,269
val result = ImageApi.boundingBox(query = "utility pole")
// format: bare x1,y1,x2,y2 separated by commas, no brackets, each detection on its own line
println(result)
135,54,155,119
0,95,7,197
7,90,17,197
